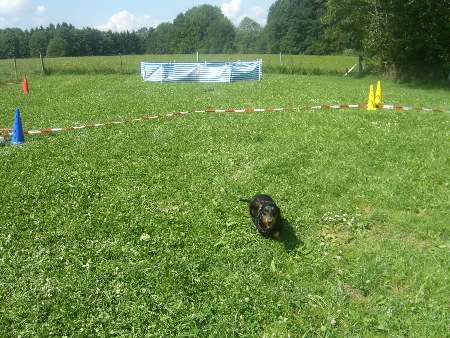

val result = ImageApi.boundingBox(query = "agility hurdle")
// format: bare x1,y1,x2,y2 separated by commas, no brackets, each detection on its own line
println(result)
141,60,262,83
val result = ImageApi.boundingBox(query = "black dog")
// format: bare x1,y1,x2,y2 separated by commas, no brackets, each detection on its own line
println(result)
240,194,283,238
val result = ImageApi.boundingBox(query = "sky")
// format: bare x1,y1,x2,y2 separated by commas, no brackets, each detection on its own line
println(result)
0,0,275,31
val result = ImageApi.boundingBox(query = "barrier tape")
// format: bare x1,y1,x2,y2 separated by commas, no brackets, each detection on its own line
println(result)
0,82,23,86
377,104,449,113
1,103,448,144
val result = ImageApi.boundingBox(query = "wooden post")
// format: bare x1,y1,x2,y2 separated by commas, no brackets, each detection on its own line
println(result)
119,53,123,71
14,57,18,80
358,55,364,74
39,52,46,74
279,53,282,66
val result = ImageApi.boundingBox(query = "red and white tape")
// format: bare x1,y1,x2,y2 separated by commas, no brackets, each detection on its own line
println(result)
0,82,23,86
1,104,448,143
377,104,449,113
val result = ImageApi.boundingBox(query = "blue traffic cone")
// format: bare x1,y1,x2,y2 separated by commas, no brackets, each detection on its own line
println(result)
11,108,25,145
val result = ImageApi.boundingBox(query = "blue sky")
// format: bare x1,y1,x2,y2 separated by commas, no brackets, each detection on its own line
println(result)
0,0,275,30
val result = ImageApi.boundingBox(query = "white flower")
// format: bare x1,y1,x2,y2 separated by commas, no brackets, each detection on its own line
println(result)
140,233,150,241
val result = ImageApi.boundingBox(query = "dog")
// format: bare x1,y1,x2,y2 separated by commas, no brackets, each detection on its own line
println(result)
240,194,283,238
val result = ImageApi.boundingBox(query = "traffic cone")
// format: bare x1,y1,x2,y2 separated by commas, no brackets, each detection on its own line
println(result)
23,77,29,93
367,84,377,110
11,108,25,145
375,80,382,104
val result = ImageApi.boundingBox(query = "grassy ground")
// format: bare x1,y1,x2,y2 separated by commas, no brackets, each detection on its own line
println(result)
0,68,449,337
1,54,359,80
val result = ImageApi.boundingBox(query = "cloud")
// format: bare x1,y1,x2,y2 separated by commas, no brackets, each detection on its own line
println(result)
221,0,242,20
0,0,47,28
0,0,33,15
96,10,161,32
32,4,47,26
248,6,267,25
35,4,44,15
221,0,267,26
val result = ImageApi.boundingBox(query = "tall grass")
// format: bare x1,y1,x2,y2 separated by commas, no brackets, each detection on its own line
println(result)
0,67,449,337
0,54,359,81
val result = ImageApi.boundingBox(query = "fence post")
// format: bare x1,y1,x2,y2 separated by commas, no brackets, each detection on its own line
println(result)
279,53,282,66
259,59,262,81
358,55,364,74
14,57,18,81
39,52,46,74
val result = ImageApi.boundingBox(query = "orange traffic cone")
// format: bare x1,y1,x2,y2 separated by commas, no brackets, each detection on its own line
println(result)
23,77,29,93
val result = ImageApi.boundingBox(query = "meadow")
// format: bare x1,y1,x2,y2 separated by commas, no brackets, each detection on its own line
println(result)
1,54,359,80
0,55,449,337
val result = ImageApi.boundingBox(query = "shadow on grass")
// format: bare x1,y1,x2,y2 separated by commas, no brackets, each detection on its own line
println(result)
280,219,303,252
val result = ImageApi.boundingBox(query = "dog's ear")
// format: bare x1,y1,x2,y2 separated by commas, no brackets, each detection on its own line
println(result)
275,205,280,214
275,205,282,219
253,198,262,209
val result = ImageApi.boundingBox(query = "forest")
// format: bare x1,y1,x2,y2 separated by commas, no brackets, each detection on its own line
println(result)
1,0,449,81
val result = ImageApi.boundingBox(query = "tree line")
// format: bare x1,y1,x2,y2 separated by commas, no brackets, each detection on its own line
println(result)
1,0,448,80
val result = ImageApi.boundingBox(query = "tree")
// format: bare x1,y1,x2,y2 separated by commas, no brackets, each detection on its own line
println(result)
0,28,31,58
171,5,236,53
204,18,236,53
235,17,263,53
324,0,450,80
29,28,50,57
380,0,450,80
147,22,174,54
0,29,20,58
136,27,152,54
54,23,77,55
264,0,327,54
100,31,116,56
46,37,70,57
321,0,365,54
77,27,114,56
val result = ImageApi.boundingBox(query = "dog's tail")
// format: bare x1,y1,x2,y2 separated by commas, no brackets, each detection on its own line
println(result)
239,198,251,203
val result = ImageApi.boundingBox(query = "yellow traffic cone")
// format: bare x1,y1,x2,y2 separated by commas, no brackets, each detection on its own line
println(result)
375,80,382,104
367,85,377,110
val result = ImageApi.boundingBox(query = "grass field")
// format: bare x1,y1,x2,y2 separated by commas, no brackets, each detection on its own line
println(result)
1,56,449,337
0,54,360,80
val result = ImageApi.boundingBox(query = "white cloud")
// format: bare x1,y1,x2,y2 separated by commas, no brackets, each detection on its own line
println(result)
221,0,267,26
96,10,160,32
32,4,47,25
221,0,242,20
35,4,44,15
248,6,267,25
0,0,33,15
0,0,47,28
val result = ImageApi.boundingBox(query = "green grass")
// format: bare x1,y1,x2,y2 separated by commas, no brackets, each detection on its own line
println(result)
1,66,449,337
1,54,359,80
